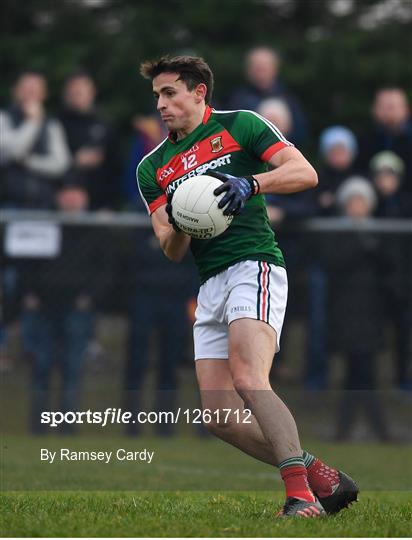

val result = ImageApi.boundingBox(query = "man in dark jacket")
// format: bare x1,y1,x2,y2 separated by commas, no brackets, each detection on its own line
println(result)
21,175,113,433
59,71,121,210
227,47,308,147
357,87,412,216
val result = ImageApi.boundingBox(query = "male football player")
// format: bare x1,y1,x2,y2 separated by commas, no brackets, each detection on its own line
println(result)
137,55,358,517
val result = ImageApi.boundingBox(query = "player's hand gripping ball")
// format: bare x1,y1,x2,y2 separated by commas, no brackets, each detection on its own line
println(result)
170,174,234,239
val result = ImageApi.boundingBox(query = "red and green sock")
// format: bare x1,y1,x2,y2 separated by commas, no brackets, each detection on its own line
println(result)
278,456,315,502
302,450,340,498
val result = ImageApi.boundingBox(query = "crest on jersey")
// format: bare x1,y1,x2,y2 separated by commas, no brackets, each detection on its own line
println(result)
210,136,223,153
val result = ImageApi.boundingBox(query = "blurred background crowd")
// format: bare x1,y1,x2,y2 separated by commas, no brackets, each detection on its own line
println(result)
1,0,411,441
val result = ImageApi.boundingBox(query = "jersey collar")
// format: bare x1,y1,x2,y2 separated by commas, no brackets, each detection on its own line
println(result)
167,105,213,143
202,104,213,124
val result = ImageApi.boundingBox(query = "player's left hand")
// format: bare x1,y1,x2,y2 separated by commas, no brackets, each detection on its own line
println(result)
209,171,257,216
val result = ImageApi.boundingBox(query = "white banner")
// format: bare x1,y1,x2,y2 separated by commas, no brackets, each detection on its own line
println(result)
4,221,62,258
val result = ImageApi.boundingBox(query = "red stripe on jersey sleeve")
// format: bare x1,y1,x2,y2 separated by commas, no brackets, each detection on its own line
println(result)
261,141,290,162
148,194,167,215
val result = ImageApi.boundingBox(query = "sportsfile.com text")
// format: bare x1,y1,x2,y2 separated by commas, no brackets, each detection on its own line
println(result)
40,408,253,428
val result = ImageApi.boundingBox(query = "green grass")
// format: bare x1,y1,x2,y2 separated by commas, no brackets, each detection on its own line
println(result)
1,491,411,537
1,435,411,536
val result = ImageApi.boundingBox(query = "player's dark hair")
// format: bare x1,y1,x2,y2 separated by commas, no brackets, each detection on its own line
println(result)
140,55,214,104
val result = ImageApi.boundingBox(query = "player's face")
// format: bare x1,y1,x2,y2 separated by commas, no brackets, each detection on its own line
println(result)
153,72,200,131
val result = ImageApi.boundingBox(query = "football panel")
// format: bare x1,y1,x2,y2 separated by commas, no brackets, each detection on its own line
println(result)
171,178,195,210
191,177,224,214
185,178,215,213
172,202,216,239
208,198,234,237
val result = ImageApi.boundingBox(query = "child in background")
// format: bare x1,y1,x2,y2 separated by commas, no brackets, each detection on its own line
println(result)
370,152,412,391
326,176,391,440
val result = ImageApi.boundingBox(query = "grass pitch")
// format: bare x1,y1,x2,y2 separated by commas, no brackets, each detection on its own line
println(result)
1,435,411,537
2,491,411,537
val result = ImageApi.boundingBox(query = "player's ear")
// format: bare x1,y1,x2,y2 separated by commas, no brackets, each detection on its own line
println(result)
194,83,207,103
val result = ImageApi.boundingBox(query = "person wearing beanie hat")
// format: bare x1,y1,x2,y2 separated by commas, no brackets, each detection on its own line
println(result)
370,150,405,176
320,179,392,440
316,126,360,216
369,152,412,392
319,126,358,160
304,127,361,391
369,151,404,217
336,175,377,217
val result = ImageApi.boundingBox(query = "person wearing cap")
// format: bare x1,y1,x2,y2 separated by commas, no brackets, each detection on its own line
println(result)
317,126,360,216
369,152,412,391
370,151,404,217
303,126,360,390
324,176,391,440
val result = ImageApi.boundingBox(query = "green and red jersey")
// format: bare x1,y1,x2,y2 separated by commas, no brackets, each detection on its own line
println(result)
137,106,292,283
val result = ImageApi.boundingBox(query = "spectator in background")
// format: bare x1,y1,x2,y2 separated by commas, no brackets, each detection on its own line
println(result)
123,114,166,207
370,152,412,391
327,177,390,441
0,70,70,208
259,99,315,377
303,126,359,390
370,151,404,217
228,46,308,146
21,171,113,433
357,87,412,216
59,71,121,210
124,193,196,437
258,98,293,136
316,126,359,215
261,98,315,224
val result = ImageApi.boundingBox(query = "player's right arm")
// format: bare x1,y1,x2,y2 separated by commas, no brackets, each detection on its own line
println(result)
137,155,190,262
151,205,191,262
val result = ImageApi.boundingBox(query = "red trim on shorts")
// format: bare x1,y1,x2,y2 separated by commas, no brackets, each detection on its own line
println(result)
261,262,269,321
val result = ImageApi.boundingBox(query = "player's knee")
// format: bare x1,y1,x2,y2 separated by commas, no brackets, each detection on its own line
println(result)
232,372,269,396
203,410,238,436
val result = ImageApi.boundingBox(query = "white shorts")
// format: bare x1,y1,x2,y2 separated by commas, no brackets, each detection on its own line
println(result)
193,260,288,360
